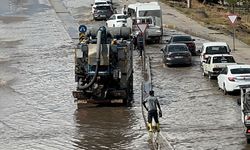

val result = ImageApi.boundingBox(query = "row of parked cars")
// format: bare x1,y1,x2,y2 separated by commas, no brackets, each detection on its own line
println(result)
200,42,250,94
161,35,250,94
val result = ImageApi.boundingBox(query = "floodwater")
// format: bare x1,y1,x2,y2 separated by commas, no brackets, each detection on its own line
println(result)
1,0,250,149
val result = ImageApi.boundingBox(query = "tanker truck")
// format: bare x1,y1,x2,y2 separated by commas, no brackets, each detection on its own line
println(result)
72,26,133,107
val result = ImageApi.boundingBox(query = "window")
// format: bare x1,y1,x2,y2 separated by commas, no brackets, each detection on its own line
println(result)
172,36,192,42
168,45,188,52
231,68,250,74
206,46,228,54
220,67,228,74
139,10,161,17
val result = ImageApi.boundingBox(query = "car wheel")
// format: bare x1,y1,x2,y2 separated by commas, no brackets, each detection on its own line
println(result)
223,83,227,95
202,70,206,76
208,72,212,79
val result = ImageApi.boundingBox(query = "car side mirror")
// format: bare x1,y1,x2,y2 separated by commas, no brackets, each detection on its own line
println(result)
91,4,93,6
192,39,195,41
160,48,163,52
203,60,207,63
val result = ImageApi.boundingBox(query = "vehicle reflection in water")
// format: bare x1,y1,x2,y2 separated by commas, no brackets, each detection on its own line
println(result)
73,107,142,149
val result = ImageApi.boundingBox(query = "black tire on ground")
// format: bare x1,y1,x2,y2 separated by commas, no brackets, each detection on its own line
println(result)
202,70,206,76
247,138,250,144
237,98,241,106
208,72,212,79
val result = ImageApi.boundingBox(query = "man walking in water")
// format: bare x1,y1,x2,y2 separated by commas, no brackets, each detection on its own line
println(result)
143,90,162,132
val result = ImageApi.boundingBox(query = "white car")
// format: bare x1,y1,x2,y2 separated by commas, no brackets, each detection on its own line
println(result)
218,64,250,94
202,54,237,79
199,42,231,65
106,14,127,27
91,0,112,14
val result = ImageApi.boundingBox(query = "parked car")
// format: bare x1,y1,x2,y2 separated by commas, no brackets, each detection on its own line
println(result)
167,35,196,55
92,4,114,21
91,0,112,14
202,54,237,79
161,43,192,66
106,14,127,27
199,42,231,65
218,65,250,94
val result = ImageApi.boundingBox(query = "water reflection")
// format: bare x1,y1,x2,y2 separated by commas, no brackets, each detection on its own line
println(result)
73,107,139,149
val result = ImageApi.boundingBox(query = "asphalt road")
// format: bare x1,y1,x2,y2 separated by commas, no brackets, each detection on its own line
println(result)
0,0,250,149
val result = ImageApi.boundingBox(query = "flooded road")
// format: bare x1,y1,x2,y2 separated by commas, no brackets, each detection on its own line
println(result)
1,0,250,149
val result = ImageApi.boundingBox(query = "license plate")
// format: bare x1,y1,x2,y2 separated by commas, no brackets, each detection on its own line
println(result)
175,56,183,58
100,15,106,17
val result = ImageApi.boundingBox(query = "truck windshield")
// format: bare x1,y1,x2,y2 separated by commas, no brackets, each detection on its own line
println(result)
139,10,161,17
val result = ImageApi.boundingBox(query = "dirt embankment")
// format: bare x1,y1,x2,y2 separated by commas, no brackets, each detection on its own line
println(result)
162,0,250,45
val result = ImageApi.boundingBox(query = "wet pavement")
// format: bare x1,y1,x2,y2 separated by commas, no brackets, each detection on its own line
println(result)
1,0,250,149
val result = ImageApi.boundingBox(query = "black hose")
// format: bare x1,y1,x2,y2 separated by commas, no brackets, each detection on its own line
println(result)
79,29,102,90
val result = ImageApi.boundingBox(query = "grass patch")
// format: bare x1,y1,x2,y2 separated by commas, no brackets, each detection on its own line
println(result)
161,0,250,45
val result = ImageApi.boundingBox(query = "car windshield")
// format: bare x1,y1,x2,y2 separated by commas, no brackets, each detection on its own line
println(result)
206,46,228,54
212,56,235,63
168,45,188,52
117,15,126,19
96,6,111,10
172,36,192,42
231,68,250,74
95,2,107,5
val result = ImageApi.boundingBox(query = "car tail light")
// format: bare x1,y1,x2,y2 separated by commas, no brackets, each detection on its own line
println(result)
228,76,235,82
187,43,195,47
246,116,250,120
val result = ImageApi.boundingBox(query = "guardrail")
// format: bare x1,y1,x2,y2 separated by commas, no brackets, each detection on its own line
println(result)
140,48,175,150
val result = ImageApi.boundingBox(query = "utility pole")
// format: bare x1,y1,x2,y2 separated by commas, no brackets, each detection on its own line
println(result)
187,0,192,8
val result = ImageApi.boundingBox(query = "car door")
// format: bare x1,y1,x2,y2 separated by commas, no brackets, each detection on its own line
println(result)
217,67,227,89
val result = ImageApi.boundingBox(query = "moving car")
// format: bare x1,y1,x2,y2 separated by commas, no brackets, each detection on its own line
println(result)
202,54,237,79
106,14,127,27
167,35,196,55
199,42,231,65
92,4,113,21
91,0,112,14
161,43,192,66
218,64,250,94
